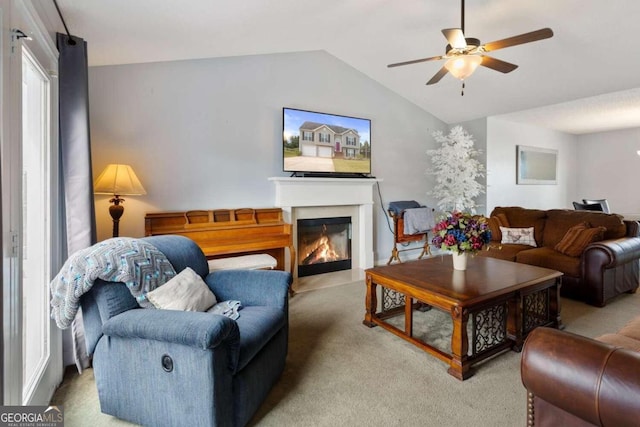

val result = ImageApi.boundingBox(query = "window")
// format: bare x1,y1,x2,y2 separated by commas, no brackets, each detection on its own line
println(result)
3,2,62,406
319,133,330,143
302,131,313,141
21,45,52,404
346,136,356,146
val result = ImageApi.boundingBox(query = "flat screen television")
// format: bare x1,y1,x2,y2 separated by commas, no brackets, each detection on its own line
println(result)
283,107,371,177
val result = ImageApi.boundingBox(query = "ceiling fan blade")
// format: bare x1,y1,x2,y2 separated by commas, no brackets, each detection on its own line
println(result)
426,66,449,85
480,55,518,73
442,28,467,49
387,55,444,68
482,28,553,52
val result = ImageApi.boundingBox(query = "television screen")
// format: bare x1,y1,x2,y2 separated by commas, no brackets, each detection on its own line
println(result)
283,107,371,176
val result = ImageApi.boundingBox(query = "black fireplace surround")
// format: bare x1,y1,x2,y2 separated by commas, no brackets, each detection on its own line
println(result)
297,216,352,277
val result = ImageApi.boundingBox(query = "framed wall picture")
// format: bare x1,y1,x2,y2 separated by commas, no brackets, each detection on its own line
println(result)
516,145,558,185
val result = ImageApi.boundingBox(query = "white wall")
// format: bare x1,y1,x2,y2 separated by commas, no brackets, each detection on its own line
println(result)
89,50,447,265
577,127,640,217
485,117,579,213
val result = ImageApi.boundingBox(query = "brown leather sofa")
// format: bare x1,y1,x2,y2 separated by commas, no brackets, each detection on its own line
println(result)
476,207,640,306
521,325,640,426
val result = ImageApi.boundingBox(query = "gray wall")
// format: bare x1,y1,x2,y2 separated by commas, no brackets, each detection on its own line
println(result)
89,50,448,264
577,126,640,218
485,117,579,212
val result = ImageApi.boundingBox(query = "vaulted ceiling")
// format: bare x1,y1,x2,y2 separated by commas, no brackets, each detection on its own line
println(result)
42,0,640,134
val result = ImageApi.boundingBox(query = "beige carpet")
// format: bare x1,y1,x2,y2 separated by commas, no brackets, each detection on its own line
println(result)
52,280,640,426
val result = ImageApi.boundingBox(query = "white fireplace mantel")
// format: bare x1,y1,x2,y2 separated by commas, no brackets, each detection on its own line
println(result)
269,177,380,274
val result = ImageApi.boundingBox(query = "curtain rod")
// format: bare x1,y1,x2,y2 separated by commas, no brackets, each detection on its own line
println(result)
52,0,76,45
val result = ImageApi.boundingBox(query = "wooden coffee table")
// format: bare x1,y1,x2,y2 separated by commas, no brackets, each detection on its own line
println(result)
363,255,563,380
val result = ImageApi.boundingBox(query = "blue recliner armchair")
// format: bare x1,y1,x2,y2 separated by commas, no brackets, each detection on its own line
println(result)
80,235,291,427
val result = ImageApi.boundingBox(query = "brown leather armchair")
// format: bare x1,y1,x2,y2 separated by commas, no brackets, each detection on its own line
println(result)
521,327,640,426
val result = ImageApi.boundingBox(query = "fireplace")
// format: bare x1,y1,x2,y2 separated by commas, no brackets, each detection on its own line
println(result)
269,177,378,282
297,217,352,277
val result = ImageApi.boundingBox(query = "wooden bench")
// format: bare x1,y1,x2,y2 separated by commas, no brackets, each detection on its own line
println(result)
207,253,277,272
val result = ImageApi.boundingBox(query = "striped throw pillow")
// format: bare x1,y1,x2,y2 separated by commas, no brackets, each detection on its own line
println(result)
554,223,606,257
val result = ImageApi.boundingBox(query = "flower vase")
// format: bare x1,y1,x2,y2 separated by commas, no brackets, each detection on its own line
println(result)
452,252,468,271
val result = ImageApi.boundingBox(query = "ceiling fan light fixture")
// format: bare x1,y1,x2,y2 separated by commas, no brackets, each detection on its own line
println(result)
444,55,482,80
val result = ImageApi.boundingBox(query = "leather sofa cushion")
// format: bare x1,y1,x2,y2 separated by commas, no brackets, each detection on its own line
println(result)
477,243,531,261
617,316,640,340
516,247,581,277
596,333,640,352
490,207,546,247
597,317,640,352
544,209,626,246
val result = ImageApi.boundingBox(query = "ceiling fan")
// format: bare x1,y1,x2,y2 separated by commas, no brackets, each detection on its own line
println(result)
388,0,553,94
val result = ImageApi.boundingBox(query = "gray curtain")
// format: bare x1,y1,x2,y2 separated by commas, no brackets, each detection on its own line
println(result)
57,32,97,372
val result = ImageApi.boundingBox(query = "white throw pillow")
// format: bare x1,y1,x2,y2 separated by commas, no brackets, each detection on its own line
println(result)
499,226,537,247
146,267,216,311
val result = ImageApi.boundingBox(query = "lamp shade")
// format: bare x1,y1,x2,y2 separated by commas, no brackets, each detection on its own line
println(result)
94,164,147,196
444,55,483,81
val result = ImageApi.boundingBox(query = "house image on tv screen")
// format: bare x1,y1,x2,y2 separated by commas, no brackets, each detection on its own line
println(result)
283,107,371,174
299,121,360,159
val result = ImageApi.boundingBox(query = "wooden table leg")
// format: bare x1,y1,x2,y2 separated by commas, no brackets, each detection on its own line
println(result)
363,274,378,327
448,305,472,380
551,277,564,330
509,293,524,352
405,296,413,337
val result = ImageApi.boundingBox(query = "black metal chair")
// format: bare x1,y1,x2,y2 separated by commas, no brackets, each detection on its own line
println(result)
582,198,610,214
573,201,604,212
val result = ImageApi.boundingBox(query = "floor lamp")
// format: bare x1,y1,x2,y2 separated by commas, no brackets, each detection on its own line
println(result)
94,164,147,238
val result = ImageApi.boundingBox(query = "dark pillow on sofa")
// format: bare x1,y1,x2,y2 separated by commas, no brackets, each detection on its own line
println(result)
555,223,606,257
488,213,510,241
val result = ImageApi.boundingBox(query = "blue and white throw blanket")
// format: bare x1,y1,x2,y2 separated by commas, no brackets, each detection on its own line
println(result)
50,238,176,329
207,300,242,320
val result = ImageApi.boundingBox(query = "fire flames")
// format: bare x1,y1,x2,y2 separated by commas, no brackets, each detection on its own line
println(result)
300,224,347,265
301,235,342,265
